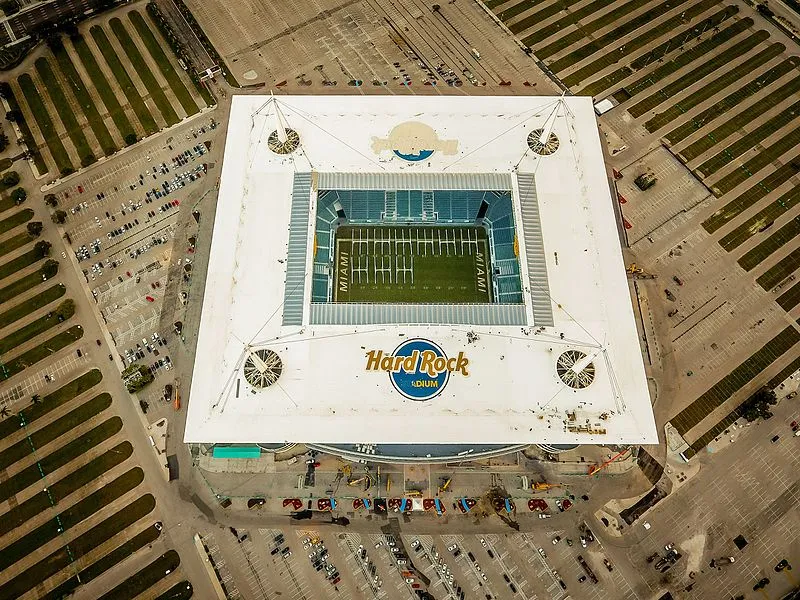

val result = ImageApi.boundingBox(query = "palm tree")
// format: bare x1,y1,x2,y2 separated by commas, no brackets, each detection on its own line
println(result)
0,407,9,418
30,394,41,405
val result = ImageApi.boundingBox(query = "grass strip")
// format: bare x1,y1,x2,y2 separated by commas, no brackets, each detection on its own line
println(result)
522,0,641,48
629,30,769,117
0,368,101,439
713,129,800,195
71,34,137,143
738,219,800,271
90,25,158,135
721,188,800,250
2,324,84,380
0,283,65,330
566,2,727,88
0,246,40,282
39,523,161,600
507,0,583,34
703,151,800,232
99,549,181,600
0,302,72,355
0,417,121,504
2,84,47,174
767,355,800,388
699,98,800,176
0,258,53,304
669,325,800,435
0,467,144,573
666,59,800,145
683,404,745,458
0,442,132,537
34,57,94,167
777,280,800,311
546,0,693,67
128,11,198,117
0,232,29,260
646,43,785,133
0,207,33,236
682,74,800,161
0,393,112,471
50,41,117,156
109,18,179,126
612,19,752,103
17,73,74,174
756,247,800,290
580,6,740,97
0,494,156,600
154,581,193,600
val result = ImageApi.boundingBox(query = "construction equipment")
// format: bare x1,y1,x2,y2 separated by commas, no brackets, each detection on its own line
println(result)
626,264,657,279
532,482,561,491
587,449,629,476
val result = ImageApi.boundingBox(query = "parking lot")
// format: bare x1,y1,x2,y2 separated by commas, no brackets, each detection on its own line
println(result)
47,117,218,381
183,0,556,92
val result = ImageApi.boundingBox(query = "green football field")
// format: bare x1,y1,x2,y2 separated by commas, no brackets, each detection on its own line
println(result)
333,226,492,303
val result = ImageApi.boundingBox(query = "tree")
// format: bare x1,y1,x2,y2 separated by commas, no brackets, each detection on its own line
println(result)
34,240,51,258
51,209,67,224
42,258,59,278
2,170,20,186
44,193,58,207
0,133,8,153
54,299,75,321
741,387,777,422
124,133,137,146
26,221,43,237
5,110,21,123
11,187,26,204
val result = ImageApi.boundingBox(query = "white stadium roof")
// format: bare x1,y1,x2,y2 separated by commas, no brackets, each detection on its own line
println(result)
184,94,657,448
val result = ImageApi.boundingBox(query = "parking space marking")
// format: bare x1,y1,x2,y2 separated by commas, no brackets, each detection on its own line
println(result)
0,348,91,411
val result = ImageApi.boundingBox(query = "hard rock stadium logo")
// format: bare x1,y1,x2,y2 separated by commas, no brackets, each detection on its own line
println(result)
371,121,458,162
365,338,468,401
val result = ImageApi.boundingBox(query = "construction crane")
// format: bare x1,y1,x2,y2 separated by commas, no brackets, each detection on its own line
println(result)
587,449,630,476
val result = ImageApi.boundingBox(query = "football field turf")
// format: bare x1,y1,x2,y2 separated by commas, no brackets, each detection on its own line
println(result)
333,226,491,303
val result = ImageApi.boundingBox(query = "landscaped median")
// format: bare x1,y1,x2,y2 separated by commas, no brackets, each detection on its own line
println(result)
0,368,102,438
0,467,144,573
0,283,66,329
0,299,76,355
0,207,33,236
1,323,83,380
0,392,112,471
0,441,132,537
0,259,59,305
0,417,122,504
0,493,156,600
40,522,162,600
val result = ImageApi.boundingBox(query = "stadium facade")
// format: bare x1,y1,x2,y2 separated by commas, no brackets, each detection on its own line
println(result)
184,95,657,462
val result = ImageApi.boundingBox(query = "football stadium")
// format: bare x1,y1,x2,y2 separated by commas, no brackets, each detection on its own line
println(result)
184,95,658,462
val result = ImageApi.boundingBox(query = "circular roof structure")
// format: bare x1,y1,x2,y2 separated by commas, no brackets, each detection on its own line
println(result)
268,128,300,154
527,128,560,155
556,350,595,389
243,349,283,388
